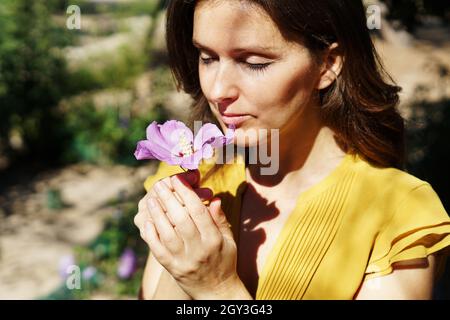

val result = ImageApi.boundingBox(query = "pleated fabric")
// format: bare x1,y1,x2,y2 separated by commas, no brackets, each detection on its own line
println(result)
255,168,356,299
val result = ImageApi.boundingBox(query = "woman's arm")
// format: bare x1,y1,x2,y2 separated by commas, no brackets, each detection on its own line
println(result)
354,255,437,300
140,251,192,300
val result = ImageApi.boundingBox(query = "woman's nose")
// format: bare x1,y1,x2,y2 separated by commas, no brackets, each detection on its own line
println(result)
209,61,239,105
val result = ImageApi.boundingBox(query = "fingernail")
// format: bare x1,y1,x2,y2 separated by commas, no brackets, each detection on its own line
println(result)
156,182,170,196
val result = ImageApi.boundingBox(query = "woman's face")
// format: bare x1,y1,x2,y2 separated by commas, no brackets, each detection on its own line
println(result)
193,0,324,147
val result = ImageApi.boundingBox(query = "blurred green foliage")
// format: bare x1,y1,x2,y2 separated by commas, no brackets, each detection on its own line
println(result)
150,65,177,104
47,188,65,210
1,0,167,298
0,0,70,164
68,45,149,93
61,101,168,166
61,0,164,17
0,0,167,168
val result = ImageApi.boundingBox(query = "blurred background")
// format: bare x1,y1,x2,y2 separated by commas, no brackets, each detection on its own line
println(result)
0,0,449,299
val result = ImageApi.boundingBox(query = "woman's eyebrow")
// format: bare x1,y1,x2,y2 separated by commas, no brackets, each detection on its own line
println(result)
192,38,278,55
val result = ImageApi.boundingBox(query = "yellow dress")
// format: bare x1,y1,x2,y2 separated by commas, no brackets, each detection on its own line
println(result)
143,152,450,299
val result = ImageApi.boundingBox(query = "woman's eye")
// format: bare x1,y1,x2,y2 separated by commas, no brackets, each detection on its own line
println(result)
199,55,271,74
199,56,215,65
245,62,270,73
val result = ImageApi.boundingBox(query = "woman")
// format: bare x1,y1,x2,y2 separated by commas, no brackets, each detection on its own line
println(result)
133,0,450,299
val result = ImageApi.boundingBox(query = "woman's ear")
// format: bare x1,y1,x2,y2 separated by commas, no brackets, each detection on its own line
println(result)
316,43,343,90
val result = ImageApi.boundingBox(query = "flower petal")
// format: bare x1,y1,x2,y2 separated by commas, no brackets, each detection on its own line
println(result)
117,248,137,279
144,121,182,161
193,123,227,151
165,152,185,166
134,140,157,160
224,125,235,145
82,266,97,280
179,149,205,170
201,144,214,159
161,120,194,146
59,255,75,279
146,121,173,152
136,121,233,168
145,137,175,161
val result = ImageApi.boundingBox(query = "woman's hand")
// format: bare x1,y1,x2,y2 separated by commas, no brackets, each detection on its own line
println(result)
134,170,251,299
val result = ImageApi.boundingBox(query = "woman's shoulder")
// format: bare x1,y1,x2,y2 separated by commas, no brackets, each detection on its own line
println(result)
345,153,449,231
349,153,435,203
344,154,450,278
353,154,448,221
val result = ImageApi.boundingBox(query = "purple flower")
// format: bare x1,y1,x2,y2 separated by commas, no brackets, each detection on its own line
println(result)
82,266,97,281
134,120,235,170
58,254,75,279
117,248,137,280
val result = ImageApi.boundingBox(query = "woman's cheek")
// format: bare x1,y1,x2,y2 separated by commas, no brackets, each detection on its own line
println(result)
198,68,211,93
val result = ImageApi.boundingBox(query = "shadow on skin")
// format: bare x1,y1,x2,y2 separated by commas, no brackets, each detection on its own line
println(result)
216,182,280,298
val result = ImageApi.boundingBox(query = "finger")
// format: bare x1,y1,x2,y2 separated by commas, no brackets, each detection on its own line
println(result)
170,174,221,241
208,197,233,240
135,201,145,227
150,177,180,212
153,181,200,241
134,212,144,237
143,220,172,265
147,196,184,254
134,210,148,231
159,177,185,206
139,194,155,219
159,174,202,206
135,197,154,230
149,189,167,212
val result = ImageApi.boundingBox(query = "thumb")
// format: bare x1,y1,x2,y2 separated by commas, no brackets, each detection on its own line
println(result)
208,197,233,238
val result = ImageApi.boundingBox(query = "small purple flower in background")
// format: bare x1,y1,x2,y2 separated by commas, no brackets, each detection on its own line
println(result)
134,120,235,170
82,266,97,281
117,248,137,280
58,254,75,279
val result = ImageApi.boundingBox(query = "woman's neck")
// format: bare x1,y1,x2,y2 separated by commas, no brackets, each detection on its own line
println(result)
245,107,346,196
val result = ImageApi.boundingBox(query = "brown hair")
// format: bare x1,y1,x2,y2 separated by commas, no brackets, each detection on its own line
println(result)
165,0,405,170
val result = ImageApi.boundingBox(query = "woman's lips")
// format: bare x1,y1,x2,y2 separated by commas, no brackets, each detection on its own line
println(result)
220,114,251,127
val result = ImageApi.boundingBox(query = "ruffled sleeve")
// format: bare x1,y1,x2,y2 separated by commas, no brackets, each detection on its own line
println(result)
365,183,450,279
